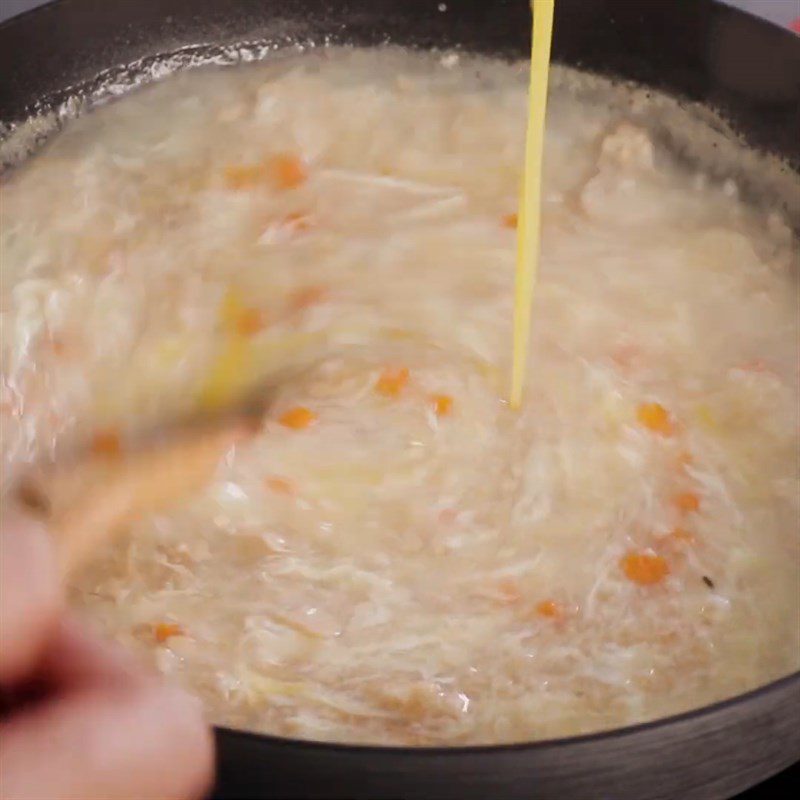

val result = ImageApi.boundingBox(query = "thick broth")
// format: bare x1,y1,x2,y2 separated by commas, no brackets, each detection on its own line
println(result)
1,48,798,745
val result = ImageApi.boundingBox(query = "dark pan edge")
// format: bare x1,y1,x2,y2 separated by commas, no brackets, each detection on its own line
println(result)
212,669,800,755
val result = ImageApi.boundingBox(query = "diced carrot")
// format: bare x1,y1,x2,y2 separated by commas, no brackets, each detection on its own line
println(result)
282,211,313,231
535,599,562,619
502,212,518,229
224,163,265,190
621,552,669,585
670,528,696,546
279,406,318,430
636,402,674,436
430,394,454,417
225,155,307,191
375,367,410,398
270,153,307,189
289,285,328,312
674,491,700,514
266,476,296,496
235,307,267,337
90,429,122,458
154,623,183,643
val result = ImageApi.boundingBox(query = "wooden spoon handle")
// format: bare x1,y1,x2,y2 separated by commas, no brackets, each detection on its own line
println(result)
16,419,252,576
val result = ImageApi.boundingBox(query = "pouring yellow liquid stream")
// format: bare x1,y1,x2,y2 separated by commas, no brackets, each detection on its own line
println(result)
510,0,555,409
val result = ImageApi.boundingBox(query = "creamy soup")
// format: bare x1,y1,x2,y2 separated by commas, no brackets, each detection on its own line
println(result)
1,48,798,745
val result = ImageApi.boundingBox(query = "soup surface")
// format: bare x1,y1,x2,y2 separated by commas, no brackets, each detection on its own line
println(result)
1,48,798,745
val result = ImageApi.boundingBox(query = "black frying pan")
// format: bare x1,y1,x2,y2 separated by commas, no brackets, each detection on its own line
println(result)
1,2,798,798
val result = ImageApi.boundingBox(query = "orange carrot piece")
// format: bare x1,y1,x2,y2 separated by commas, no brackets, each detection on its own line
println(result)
375,367,410,398
279,406,318,430
154,622,183,643
674,491,701,514
621,552,669,585
270,154,307,189
502,212,518,229
90,430,122,458
430,394,454,417
235,308,267,337
266,476,296,496
535,599,562,619
636,402,674,436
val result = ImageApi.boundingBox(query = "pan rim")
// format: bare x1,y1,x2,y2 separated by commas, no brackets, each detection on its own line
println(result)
214,669,800,753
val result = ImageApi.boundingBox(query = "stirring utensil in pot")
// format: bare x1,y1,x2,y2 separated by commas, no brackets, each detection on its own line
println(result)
12,358,321,576
15,410,257,577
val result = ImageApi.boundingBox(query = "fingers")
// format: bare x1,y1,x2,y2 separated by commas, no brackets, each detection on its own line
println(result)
0,509,215,799
0,624,214,800
0,684,214,800
36,616,151,691
0,507,61,684
19,419,253,576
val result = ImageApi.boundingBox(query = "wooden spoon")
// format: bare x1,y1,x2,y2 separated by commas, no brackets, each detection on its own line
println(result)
12,354,326,575
15,409,261,576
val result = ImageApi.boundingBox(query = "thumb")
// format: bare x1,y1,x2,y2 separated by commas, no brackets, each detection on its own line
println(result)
0,506,62,684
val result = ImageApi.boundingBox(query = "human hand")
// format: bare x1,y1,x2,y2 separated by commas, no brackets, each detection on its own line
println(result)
0,508,213,800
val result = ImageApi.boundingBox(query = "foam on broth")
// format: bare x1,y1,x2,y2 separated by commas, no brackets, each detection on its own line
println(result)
1,47,798,745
